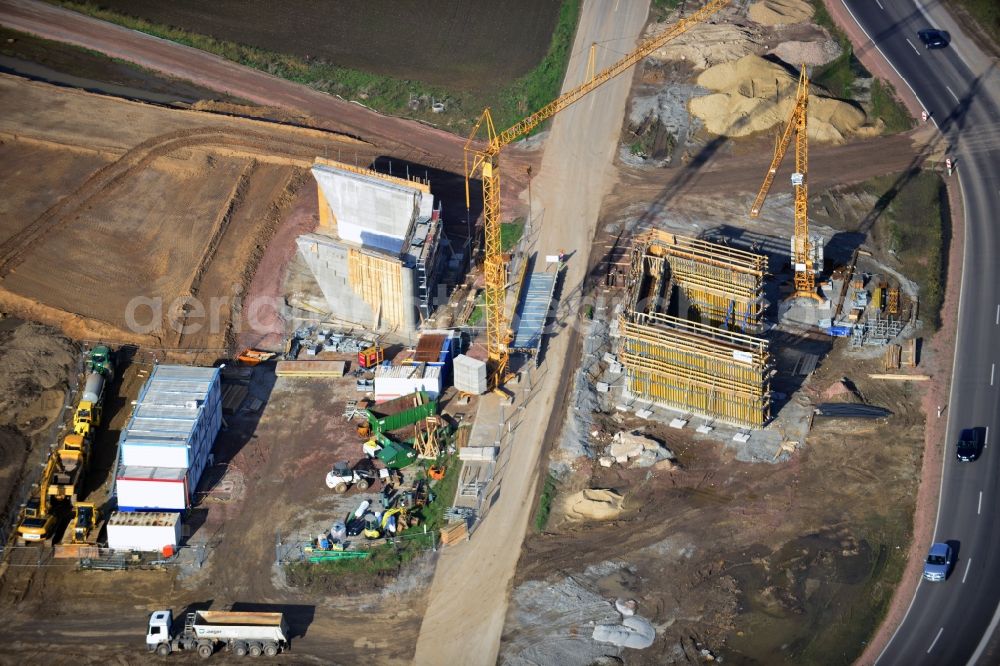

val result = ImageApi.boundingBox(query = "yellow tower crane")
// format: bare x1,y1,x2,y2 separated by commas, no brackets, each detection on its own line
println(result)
465,0,730,389
748,66,821,301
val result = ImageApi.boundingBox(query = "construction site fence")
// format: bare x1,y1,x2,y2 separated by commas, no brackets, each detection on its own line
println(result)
75,340,232,368
1,543,207,570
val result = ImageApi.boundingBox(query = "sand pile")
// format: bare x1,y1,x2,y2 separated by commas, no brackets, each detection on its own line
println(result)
771,38,843,67
563,489,624,521
749,0,814,25
689,55,866,142
650,22,760,70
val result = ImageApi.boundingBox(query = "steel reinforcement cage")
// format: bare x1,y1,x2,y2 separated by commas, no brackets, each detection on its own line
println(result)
618,311,772,429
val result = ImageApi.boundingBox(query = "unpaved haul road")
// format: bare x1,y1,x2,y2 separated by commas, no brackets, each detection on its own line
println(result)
0,0,471,172
412,1,651,664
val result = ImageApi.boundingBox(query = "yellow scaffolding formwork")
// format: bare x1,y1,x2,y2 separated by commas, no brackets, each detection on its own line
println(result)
347,248,406,331
619,312,772,428
629,231,768,331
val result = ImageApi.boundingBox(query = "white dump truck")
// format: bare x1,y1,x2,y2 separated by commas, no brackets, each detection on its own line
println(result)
146,609,289,658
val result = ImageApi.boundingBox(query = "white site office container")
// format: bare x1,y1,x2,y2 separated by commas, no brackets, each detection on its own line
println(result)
374,364,441,402
118,365,222,490
116,466,190,511
107,511,181,552
453,354,487,395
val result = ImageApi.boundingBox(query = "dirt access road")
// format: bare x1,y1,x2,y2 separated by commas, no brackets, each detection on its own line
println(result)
413,1,652,664
0,0,926,208
0,0,469,173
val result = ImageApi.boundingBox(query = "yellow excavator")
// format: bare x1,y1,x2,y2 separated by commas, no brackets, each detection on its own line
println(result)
16,453,60,544
47,433,89,503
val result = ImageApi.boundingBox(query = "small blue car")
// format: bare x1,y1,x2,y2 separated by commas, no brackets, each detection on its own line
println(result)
923,542,952,582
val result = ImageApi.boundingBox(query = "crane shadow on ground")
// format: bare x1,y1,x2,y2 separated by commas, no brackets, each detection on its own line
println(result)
858,68,988,236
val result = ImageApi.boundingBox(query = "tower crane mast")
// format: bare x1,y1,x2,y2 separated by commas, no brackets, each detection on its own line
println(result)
465,0,731,389
748,66,820,301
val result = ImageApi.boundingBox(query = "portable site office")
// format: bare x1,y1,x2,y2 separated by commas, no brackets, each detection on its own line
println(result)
114,365,222,510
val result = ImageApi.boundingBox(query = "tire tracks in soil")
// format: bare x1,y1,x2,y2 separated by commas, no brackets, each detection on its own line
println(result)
0,126,373,277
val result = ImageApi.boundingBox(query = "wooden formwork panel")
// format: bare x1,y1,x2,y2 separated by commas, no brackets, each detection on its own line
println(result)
626,232,767,330
348,249,406,330
619,313,771,429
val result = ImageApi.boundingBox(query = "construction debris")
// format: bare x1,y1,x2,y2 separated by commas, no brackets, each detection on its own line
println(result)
275,360,347,377
562,489,624,521
605,431,675,468
868,374,931,381
592,599,656,649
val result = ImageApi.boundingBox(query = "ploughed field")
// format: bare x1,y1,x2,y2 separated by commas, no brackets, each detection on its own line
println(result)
84,0,562,91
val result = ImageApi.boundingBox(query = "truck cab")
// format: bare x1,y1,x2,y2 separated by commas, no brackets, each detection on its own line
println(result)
146,610,173,653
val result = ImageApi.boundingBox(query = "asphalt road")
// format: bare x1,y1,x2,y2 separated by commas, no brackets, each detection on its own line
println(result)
840,1,1000,664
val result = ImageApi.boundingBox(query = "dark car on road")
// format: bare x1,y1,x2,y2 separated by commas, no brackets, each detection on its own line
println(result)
956,427,985,462
918,29,949,49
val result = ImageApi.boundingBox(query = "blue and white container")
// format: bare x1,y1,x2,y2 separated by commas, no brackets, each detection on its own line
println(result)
116,466,191,511
115,365,222,506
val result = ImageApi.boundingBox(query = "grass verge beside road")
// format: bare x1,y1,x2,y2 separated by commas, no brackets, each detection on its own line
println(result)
947,0,1000,49
810,0,914,133
884,172,947,331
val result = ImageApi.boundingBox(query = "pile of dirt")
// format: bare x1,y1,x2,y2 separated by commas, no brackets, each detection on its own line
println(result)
749,0,814,26
689,55,866,141
0,319,76,426
650,22,761,70
770,38,843,66
0,318,76,525
562,489,624,521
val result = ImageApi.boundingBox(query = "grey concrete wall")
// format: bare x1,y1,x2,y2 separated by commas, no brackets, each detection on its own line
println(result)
312,164,419,252
296,233,420,333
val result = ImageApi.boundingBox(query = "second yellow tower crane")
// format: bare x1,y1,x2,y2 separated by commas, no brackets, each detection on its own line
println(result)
465,0,731,390
748,66,821,302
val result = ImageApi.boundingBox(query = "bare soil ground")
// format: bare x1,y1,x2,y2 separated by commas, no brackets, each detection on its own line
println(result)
0,73,369,350
0,359,432,663
0,24,239,105
0,319,76,535
502,233,924,666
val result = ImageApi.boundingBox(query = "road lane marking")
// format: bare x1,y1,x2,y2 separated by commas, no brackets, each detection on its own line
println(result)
906,38,921,55
946,85,960,102
875,0,883,8
979,491,983,514
927,627,944,653
992,363,996,386
996,304,999,325
987,426,991,447
964,558,973,582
